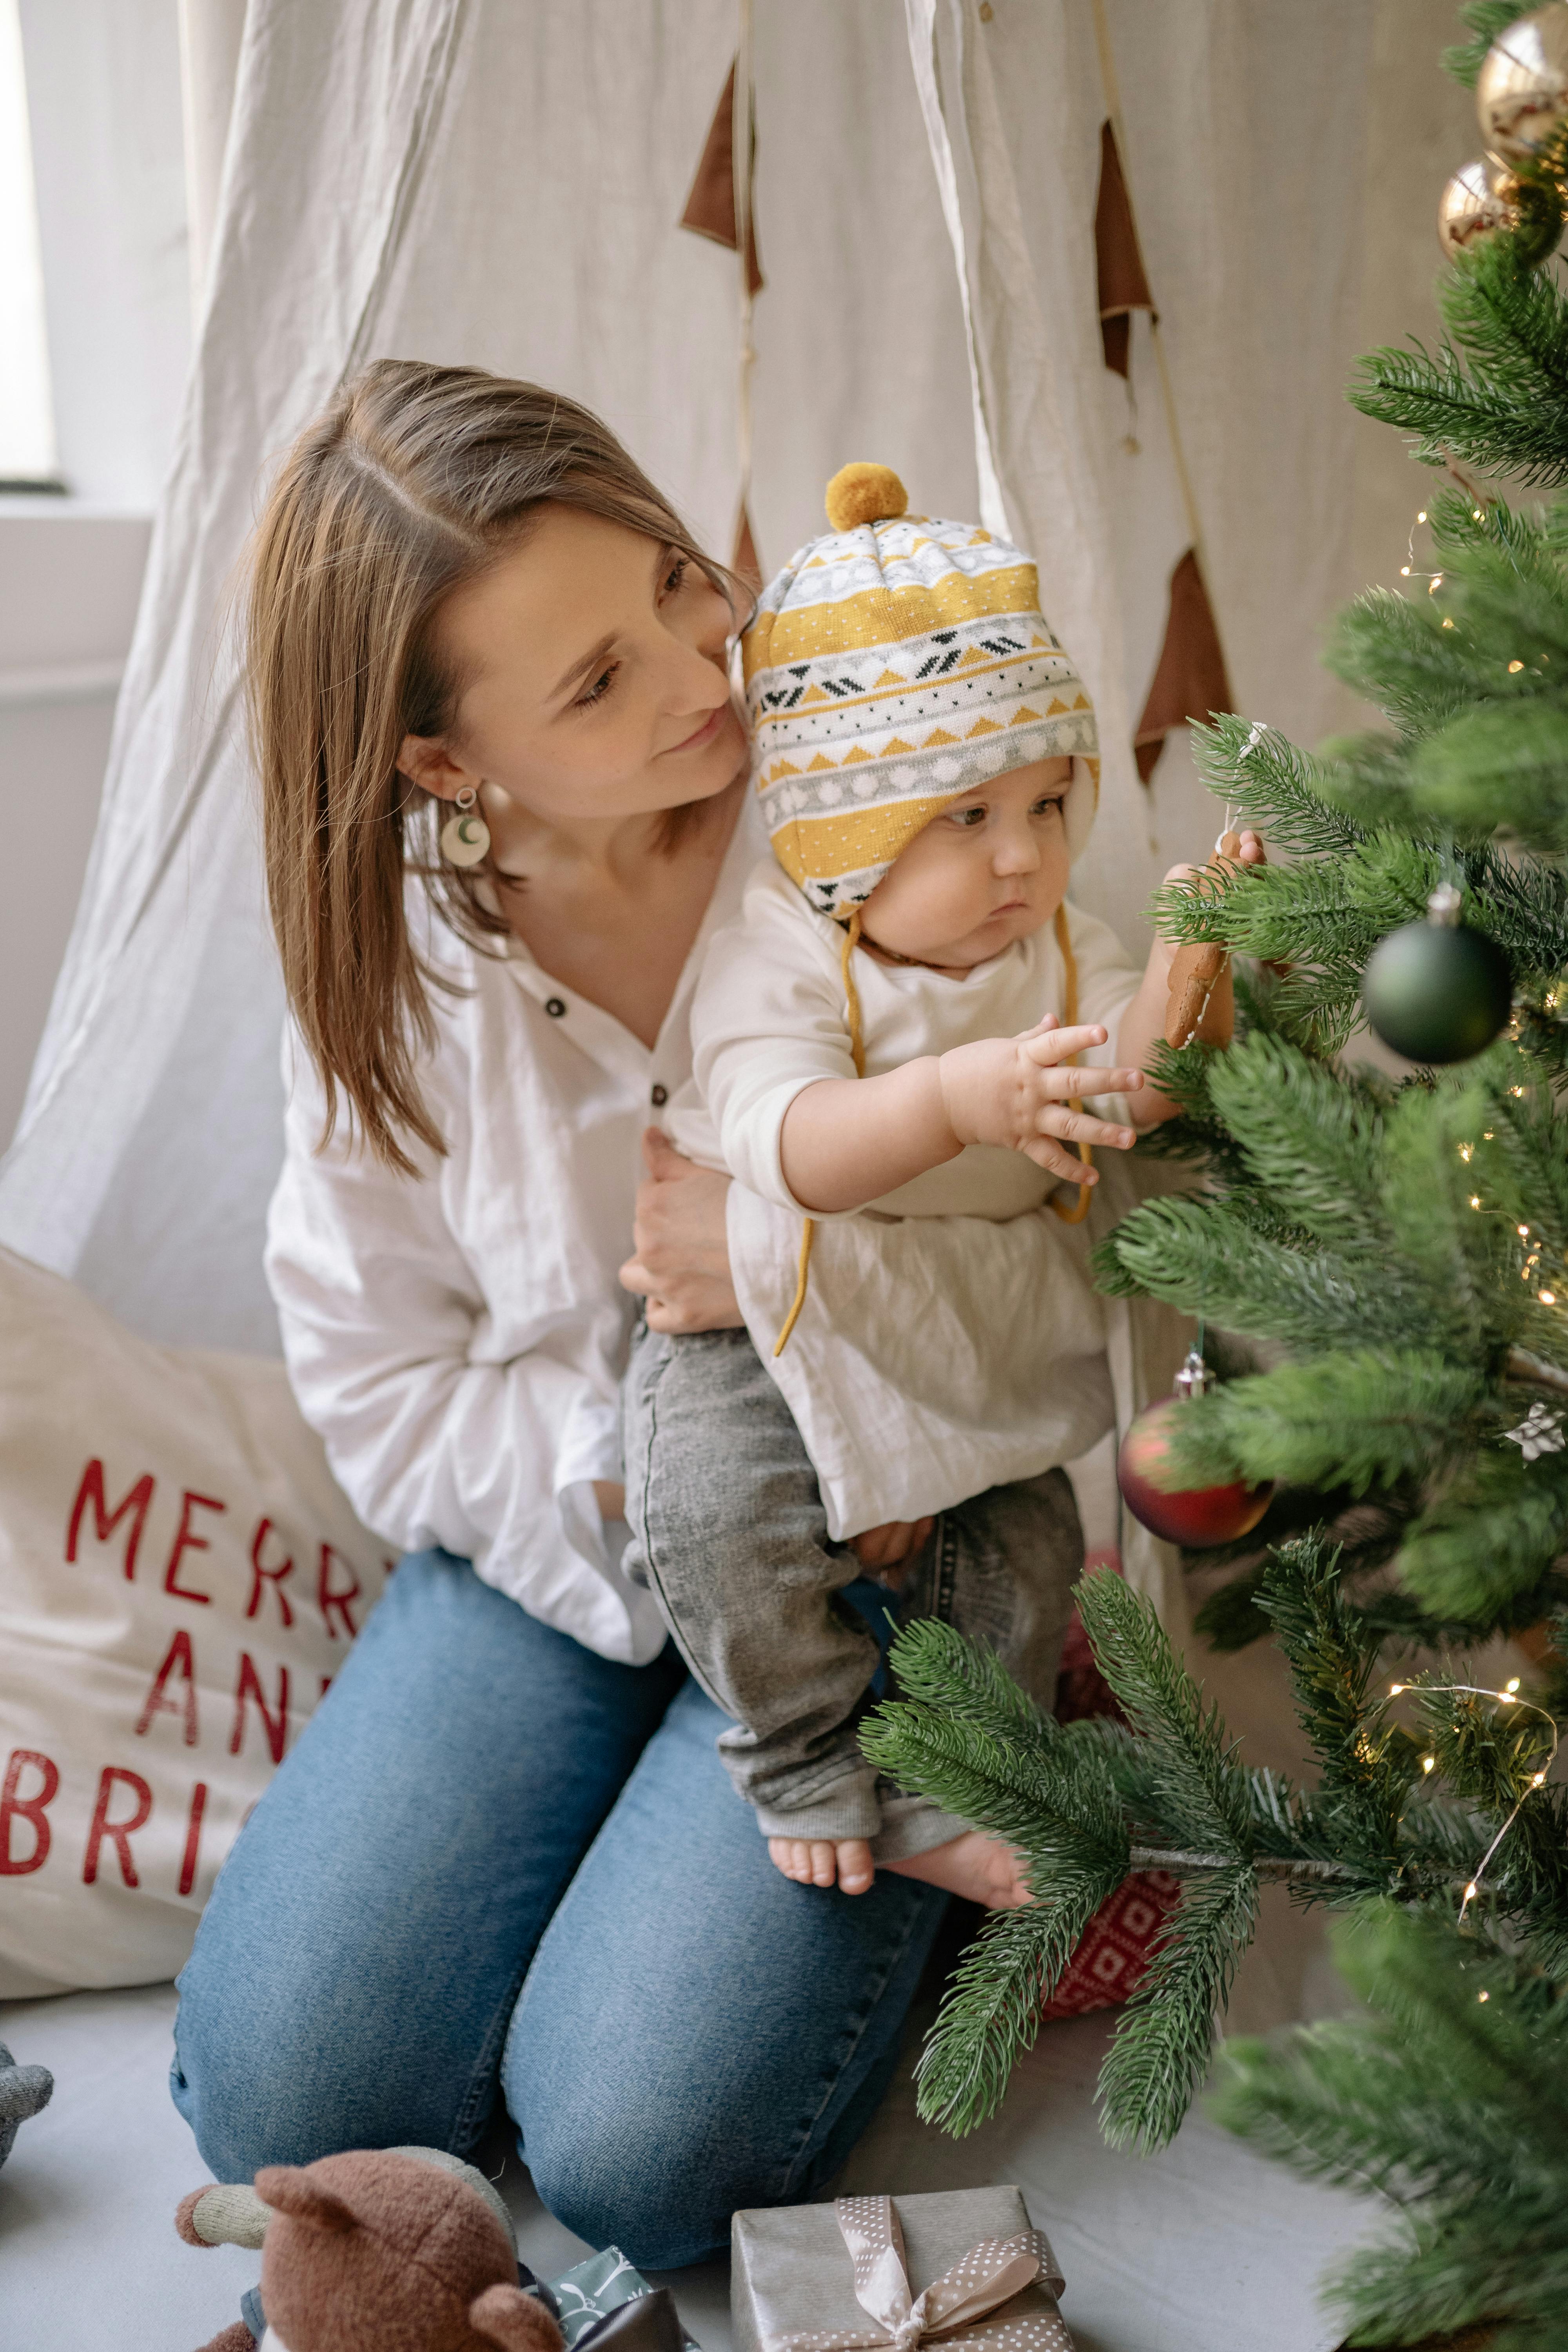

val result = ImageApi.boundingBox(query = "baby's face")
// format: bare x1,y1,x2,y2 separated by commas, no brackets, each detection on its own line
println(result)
859,756,1073,970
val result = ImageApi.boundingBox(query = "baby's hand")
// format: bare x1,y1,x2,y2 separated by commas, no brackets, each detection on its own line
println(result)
936,1019,1144,1190
1154,827,1267,975
769,1836,875,1896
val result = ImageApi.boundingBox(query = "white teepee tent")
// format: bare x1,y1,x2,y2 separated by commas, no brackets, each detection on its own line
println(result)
0,0,1419,1353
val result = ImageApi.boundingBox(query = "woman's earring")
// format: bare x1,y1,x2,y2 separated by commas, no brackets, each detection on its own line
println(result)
440,784,491,868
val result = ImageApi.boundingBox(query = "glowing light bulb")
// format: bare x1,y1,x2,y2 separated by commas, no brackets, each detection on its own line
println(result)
1507,1678,1521,1693
1534,1771,1548,1786
1417,510,1427,523
1422,1755,1436,1773
1390,1683,1405,1696
1539,1291,1556,1305
1400,564,1411,576
1430,575,1444,592
1466,1882,1479,1900
1479,1990,1490,2003
1442,616,1455,628
1509,659,1525,672
1459,1144,1472,1161
1473,506,1483,518
1470,1196,1482,1209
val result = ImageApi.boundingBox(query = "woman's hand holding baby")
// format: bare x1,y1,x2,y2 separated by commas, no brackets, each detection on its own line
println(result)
935,1017,1142,1188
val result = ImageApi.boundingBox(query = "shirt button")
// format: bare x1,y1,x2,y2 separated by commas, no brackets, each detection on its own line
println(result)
544,997,566,1018
650,1083,668,1107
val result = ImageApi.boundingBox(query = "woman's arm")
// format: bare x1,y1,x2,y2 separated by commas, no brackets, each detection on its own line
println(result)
266,1047,659,1662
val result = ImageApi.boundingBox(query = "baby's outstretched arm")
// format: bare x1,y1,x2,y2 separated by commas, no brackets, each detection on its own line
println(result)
779,1022,1144,1214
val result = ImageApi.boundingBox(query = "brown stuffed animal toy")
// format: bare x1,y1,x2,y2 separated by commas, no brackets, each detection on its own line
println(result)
180,2147,565,2352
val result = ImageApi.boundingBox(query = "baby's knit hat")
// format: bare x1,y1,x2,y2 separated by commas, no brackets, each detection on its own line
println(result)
742,464,1099,918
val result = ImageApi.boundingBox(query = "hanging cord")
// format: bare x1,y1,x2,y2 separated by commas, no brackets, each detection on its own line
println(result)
774,911,865,1356
1048,904,1094,1225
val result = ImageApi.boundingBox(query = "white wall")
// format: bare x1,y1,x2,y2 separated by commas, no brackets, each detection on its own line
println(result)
0,508,152,1146
1,1,186,1147
18,0,190,508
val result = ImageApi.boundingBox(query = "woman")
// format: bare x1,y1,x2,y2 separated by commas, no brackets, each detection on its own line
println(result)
170,364,1044,2269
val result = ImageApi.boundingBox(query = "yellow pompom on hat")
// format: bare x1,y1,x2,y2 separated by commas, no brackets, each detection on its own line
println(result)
742,463,1099,918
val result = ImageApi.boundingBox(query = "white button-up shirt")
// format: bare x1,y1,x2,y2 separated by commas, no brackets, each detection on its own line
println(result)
266,800,1144,1659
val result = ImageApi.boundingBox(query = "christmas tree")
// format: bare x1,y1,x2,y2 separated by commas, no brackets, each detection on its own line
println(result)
864,8,1568,2343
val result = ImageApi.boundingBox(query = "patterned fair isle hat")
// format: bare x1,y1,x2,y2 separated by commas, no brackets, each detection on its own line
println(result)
742,464,1099,918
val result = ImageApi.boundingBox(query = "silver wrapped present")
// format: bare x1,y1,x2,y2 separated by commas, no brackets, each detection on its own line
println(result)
732,2188,1072,2352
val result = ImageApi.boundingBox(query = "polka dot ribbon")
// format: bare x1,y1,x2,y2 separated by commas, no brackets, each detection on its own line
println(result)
774,2196,1071,2352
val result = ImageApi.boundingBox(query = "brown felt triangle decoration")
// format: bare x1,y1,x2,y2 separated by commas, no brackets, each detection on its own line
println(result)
1134,548,1233,784
731,502,763,596
680,59,763,296
1095,120,1153,378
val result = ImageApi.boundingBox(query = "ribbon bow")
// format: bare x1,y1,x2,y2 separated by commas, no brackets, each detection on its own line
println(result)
775,2196,1069,2352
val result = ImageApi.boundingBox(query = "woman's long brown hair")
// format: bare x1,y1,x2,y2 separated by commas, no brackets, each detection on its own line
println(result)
247,361,735,1174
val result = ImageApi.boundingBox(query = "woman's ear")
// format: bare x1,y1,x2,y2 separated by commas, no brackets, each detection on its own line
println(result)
397,732,474,804
468,2284,566,2352
253,2165,355,2233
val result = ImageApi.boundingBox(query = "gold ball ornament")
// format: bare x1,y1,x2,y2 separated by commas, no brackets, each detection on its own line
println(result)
1476,4,1568,165
1438,157,1521,258
824,463,907,532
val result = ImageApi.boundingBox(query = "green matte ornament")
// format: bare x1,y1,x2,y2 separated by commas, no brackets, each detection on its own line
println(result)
1363,885,1513,1065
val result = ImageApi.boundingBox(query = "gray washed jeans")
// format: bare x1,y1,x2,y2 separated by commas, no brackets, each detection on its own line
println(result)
621,1323,1083,1853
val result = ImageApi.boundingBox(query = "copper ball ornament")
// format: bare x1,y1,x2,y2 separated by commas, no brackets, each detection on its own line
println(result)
1476,5,1568,165
1438,158,1522,258
1116,1352,1274,1550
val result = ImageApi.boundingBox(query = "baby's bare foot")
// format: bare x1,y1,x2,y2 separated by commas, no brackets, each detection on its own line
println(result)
768,1836,876,1895
884,1829,1031,1909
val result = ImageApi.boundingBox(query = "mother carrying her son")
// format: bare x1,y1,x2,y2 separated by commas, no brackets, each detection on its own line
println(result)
169,362,1261,2269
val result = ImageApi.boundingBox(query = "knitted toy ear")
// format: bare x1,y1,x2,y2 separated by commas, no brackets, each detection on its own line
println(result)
175,2182,272,2248
254,2163,355,2232
469,2282,566,2352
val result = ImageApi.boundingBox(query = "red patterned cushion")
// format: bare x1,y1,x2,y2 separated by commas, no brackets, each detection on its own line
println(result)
1039,1867,1181,2018
1044,1556,1180,2018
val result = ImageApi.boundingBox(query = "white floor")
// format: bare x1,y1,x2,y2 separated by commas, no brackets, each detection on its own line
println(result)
2,1565,1414,2352
1,1937,1378,2352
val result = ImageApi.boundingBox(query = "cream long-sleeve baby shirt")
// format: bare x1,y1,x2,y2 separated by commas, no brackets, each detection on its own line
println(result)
668,857,1144,1536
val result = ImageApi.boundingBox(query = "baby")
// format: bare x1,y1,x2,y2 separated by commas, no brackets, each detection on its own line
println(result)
623,464,1255,1899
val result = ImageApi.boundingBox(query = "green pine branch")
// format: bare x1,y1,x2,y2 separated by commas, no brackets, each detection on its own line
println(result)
1213,1902,1568,2348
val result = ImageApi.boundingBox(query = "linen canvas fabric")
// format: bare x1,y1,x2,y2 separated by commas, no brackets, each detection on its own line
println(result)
742,507,1099,918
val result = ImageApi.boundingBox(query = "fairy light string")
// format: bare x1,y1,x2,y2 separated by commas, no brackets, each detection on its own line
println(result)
1385,1673,1558,1924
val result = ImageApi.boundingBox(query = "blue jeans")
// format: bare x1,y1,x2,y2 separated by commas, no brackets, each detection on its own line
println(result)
170,1550,947,2268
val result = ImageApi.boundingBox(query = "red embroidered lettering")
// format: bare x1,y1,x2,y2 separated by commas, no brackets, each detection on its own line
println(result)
245,1518,295,1627
178,1781,208,1898
163,1490,225,1606
134,1628,199,1745
317,1544,361,1641
83,1767,153,1887
65,1460,155,1581
0,1749,60,1876
229,1652,289,1765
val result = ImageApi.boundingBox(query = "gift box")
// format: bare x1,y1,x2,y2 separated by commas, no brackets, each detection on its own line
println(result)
731,2187,1073,2352
551,2245,699,2352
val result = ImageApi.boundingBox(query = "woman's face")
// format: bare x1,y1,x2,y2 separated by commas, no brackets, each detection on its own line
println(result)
401,504,745,830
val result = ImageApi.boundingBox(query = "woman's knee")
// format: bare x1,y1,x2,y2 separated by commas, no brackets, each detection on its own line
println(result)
523,2083,744,2271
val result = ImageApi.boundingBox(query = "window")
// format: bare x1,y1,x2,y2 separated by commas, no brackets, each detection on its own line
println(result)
0,0,59,490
